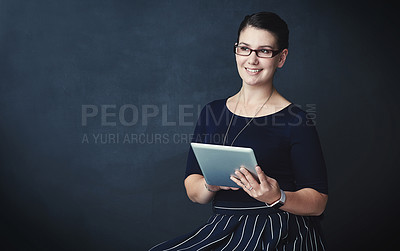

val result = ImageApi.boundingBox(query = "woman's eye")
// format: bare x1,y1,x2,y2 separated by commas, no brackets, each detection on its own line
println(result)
260,49,271,54
239,46,249,51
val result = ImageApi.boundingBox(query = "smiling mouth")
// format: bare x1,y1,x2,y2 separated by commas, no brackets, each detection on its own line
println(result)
245,68,262,73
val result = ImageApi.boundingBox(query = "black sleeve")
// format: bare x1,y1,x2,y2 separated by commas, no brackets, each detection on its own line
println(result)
289,110,328,194
184,105,207,178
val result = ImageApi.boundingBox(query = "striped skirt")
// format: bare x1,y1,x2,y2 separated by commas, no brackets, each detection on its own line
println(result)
149,201,326,251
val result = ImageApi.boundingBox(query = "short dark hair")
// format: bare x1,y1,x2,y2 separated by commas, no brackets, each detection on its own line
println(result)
237,12,289,50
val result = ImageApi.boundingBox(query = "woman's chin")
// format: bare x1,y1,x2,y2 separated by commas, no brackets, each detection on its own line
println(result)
242,79,269,87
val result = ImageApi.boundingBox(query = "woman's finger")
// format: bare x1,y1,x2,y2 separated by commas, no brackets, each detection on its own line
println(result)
230,176,254,194
234,169,246,180
230,175,245,189
239,167,260,188
256,166,268,185
235,169,254,188
230,187,240,190
220,186,240,191
240,167,257,181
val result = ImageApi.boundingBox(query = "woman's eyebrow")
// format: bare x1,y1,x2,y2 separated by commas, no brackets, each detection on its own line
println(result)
238,42,273,48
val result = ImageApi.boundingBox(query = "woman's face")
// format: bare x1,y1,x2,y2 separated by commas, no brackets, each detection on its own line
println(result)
235,26,287,87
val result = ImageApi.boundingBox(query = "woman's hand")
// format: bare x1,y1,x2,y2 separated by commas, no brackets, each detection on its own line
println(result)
230,166,281,204
230,166,329,216
185,174,238,204
205,183,240,192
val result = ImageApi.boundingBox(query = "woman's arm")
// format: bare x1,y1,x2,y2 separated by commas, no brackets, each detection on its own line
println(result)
280,188,328,216
184,174,215,204
231,166,328,216
184,174,239,204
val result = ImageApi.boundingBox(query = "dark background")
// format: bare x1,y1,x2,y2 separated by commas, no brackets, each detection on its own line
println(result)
1,0,399,250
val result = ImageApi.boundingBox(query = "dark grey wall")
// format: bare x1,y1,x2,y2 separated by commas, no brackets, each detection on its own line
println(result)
1,0,398,250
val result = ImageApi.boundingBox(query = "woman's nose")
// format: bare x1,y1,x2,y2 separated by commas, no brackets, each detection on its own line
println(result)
247,51,259,65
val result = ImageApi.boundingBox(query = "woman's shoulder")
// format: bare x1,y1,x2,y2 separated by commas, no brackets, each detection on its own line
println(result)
283,103,317,127
197,98,228,120
285,103,306,116
204,98,227,108
201,98,228,113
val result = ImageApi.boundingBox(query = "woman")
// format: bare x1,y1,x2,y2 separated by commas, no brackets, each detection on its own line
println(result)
150,12,328,251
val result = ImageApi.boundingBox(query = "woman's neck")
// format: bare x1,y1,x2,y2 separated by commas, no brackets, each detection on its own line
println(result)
240,82,275,106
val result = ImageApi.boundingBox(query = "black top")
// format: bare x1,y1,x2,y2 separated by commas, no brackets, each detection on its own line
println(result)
185,98,328,204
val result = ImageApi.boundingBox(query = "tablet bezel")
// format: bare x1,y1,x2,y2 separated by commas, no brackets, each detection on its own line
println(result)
190,142,259,188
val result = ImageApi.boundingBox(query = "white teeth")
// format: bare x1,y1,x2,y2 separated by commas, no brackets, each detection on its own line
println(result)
246,68,261,73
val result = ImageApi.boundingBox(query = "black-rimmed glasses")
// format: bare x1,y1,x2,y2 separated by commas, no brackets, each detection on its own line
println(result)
234,45,282,58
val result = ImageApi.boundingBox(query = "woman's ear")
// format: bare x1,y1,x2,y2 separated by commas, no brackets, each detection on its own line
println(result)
277,49,288,68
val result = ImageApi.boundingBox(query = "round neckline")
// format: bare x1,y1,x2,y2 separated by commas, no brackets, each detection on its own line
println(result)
224,98,292,119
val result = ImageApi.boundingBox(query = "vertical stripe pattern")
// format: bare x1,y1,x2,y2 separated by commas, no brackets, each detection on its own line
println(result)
149,209,326,251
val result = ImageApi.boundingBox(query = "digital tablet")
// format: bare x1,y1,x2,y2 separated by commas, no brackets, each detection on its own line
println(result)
190,142,258,188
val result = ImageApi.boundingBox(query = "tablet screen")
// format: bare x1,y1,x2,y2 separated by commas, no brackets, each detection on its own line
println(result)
190,143,258,188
